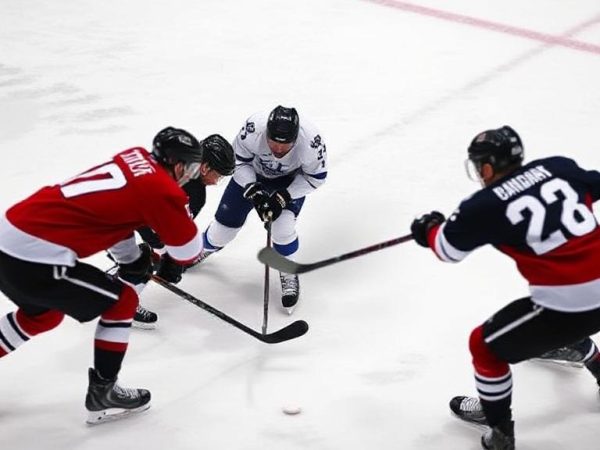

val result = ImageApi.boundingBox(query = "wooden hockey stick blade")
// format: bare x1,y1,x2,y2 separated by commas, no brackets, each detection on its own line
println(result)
257,247,309,273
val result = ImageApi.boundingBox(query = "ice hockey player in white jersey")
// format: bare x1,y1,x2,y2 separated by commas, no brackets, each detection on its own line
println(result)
200,106,328,313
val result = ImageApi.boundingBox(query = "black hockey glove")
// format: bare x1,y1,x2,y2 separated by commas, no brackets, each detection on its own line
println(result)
411,211,445,248
256,189,291,223
243,182,268,206
156,254,184,284
117,243,153,285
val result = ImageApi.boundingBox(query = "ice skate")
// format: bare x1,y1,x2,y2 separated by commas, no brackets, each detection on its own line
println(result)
280,272,300,314
185,248,217,271
85,368,151,425
133,304,158,330
449,396,488,426
481,420,515,450
533,346,585,368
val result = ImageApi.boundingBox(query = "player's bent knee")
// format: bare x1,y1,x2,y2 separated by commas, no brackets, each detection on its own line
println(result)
469,325,509,376
16,309,64,336
272,211,298,243
206,221,241,248
102,285,139,321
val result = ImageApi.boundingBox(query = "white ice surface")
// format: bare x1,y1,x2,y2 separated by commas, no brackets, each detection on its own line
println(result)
1,1,600,449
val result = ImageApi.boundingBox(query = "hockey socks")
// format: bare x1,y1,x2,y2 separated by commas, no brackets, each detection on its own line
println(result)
94,285,137,379
475,370,513,426
470,325,513,426
0,309,63,358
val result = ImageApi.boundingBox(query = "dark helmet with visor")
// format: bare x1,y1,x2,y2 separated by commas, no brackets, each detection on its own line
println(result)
466,126,524,182
152,127,203,185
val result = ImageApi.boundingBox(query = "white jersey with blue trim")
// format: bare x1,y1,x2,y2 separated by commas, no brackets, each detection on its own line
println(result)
232,110,328,199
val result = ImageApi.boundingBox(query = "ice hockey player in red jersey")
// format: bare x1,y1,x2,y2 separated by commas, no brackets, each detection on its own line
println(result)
0,127,231,424
411,126,600,450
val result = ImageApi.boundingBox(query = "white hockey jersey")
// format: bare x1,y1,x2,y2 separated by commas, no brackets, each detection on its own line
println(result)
232,110,328,199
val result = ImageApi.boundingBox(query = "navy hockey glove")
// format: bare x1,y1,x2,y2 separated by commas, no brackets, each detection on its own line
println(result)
156,254,184,284
256,189,291,223
411,211,445,248
117,243,153,285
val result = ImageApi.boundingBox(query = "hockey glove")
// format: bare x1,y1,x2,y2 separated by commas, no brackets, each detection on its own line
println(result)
156,254,184,284
256,189,291,223
117,243,153,285
243,182,268,205
136,225,164,250
411,211,445,248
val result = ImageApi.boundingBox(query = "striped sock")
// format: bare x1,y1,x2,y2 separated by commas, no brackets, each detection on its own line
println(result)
475,369,513,426
0,312,30,357
0,309,63,357
94,286,137,379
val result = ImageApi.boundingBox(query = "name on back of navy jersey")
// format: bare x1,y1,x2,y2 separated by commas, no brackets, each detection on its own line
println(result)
430,156,600,312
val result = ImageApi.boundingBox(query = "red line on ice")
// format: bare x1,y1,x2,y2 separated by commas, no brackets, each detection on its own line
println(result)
366,0,600,56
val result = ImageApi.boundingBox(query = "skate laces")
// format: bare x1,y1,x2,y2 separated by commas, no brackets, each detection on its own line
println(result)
136,305,154,321
540,347,584,362
280,274,298,294
113,383,141,399
460,396,482,414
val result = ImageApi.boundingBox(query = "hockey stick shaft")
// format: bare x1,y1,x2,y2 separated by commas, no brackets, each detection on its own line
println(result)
150,274,308,344
262,222,272,334
258,233,414,274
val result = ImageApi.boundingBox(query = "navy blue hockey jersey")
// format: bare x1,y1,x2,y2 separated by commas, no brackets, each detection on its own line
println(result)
429,156,600,312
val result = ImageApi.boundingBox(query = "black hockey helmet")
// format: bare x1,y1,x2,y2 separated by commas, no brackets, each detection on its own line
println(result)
152,126,202,166
200,134,235,176
467,125,524,171
267,106,299,143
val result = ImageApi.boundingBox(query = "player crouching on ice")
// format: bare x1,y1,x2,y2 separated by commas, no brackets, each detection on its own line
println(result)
411,126,600,450
200,105,328,314
129,128,236,329
0,127,229,423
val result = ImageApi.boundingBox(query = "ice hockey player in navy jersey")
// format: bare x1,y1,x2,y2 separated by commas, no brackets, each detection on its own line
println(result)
199,105,328,313
411,126,600,450
0,127,223,424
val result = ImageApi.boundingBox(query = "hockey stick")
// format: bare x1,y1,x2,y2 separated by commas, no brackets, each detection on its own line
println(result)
257,233,414,274
150,274,308,344
262,222,272,335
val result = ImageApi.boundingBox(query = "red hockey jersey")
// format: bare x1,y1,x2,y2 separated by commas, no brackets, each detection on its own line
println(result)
0,147,201,266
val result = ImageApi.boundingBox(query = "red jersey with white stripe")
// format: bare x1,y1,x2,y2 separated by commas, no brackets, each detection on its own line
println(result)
0,147,201,266
427,156,600,312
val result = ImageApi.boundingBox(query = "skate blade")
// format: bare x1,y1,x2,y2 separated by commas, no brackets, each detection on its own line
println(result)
283,304,297,315
132,321,158,330
86,403,151,425
450,412,489,431
530,358,584,369
281,296,299,315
